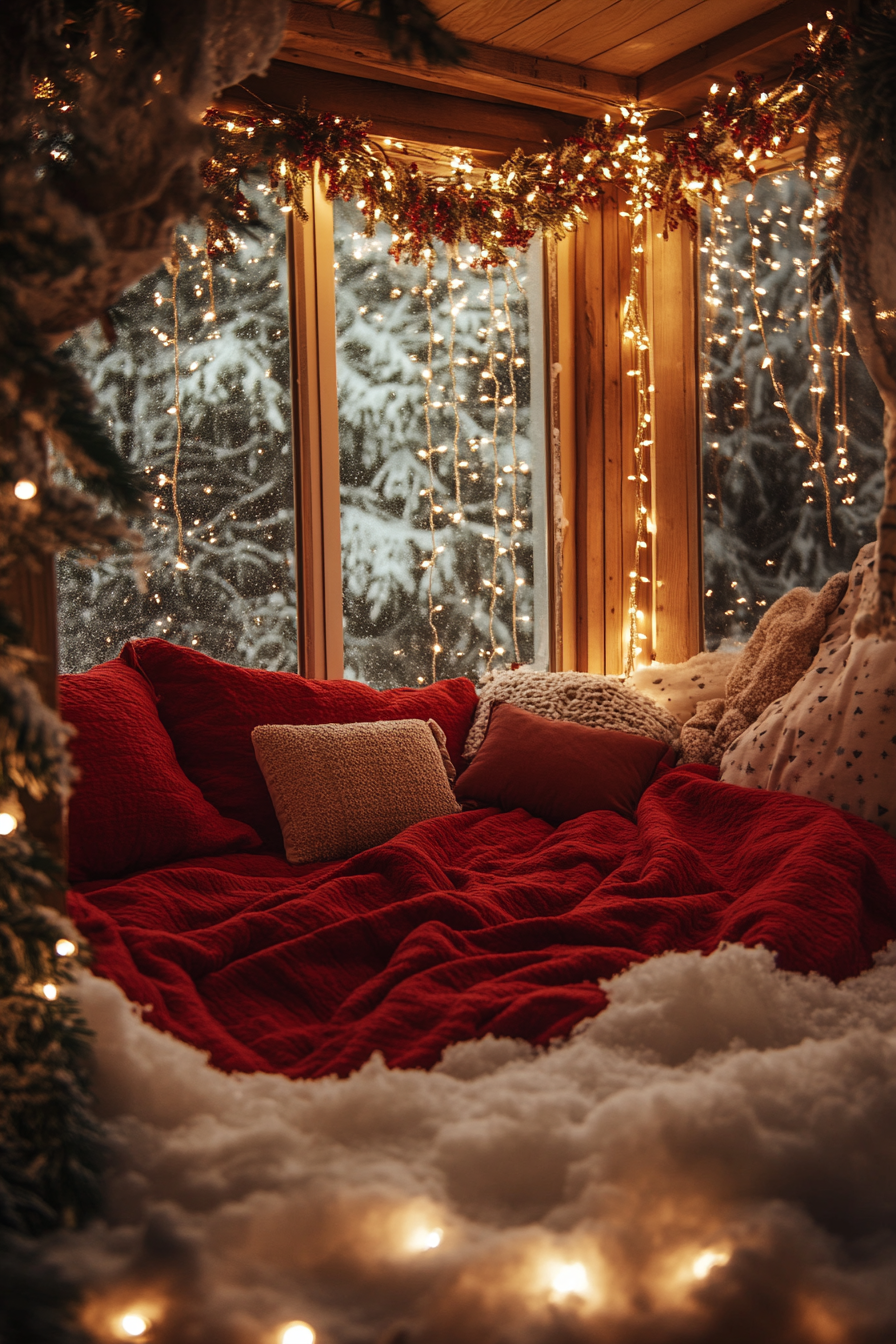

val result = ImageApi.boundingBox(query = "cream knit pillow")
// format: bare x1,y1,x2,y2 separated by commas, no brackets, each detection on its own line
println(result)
720,545,896,832
252,719,459,864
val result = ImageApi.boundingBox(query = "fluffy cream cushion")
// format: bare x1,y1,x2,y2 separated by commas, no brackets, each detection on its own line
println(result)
252,719,459,864
627,651,741,726
720,545,896,832
681,570,849,765
462,669,679,761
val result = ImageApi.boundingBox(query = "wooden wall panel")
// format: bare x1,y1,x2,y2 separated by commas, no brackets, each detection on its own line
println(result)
552,233,578,668
646,222,702,663
573,197,701,674
289,174,345,680
574,194,636,675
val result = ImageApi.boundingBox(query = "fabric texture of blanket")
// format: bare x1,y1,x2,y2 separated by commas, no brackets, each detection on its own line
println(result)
680,570,850,764
67,767,896,1080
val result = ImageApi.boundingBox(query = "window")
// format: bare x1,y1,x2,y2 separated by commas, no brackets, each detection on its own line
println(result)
57,171,296,672
700,168,885,650
291,172,556,685
57,166,555,686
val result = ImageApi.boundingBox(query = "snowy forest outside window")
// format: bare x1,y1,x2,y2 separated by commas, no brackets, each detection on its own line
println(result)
57,172,296,673
332,200,550,688
701,168,885,650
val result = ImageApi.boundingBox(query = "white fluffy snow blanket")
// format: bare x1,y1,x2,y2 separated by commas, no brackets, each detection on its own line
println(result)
31,943,896,1343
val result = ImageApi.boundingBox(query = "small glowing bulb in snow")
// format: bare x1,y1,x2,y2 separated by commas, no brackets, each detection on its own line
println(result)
280,1324,315,1344
120,1316,148,1338
551,1262,589,1298
14,479,38,500
55,938,77,957
0,812,17,835
408,1225,444,1252
42,983,58,1001
692,1249,730,1279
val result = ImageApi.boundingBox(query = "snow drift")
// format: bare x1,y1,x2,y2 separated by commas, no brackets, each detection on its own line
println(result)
39,943,896,1343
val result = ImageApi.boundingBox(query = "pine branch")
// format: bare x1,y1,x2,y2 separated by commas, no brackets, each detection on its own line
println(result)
355,0,466,64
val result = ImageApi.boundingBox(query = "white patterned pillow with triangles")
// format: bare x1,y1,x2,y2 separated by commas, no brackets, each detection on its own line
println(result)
719,544,896,833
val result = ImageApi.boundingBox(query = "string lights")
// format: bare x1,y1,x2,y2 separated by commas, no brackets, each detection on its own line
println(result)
96,1214,741,1341
619,107,656,675
699,155,870,644
339,218,536,685
416,250,532,677
161,250,189,571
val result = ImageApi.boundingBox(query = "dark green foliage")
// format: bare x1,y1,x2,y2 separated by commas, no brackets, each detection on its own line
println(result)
836,1,896,169
0,834,104,1237
356,0,466,64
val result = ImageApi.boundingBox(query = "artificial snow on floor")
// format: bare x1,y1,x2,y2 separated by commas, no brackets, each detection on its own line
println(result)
41,942,896,1343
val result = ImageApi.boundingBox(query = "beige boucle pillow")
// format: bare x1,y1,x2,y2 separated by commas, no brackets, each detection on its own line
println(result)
720,544,896,832
252,719,460,864
462,669,680,761
627,651,741,727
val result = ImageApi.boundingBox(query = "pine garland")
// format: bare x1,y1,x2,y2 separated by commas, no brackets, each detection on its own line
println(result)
203,17,848,267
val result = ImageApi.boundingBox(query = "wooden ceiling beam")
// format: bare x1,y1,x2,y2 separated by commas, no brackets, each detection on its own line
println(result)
222,61,589,157
638,0,829,104
278,1,635,117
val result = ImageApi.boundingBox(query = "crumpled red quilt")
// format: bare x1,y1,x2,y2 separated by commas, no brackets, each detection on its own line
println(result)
67,767,896,1078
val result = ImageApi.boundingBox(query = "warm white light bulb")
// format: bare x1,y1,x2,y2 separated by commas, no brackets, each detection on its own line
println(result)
120,1314,148,1337
423,1227,443,1249
280,1324,315,1344
14,479,38,500
551,1262,589,1297
692,1249,730,1279
55,938,77,957
0,812,17,835
42,983,58,1001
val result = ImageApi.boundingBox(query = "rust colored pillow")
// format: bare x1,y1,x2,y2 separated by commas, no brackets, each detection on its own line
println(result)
119,639,479,851
454,701,669,825
60,660,260,883
252,719,459,864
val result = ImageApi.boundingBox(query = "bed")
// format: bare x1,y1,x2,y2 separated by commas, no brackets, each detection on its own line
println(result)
62,638,896,1080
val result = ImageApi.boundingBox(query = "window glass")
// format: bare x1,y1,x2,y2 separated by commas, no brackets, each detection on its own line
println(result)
57,171,296,672
333,199,550,687
701,168,884,650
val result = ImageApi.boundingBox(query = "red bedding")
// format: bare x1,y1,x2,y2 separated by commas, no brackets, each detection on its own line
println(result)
68,766,896,1078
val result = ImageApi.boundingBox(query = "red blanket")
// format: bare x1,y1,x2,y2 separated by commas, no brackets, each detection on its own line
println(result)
68,768,896,1078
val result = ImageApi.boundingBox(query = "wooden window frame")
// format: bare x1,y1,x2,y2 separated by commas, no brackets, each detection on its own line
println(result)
289,168,573,681
572,194,701,674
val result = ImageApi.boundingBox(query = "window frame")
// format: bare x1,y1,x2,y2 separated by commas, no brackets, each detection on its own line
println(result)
288,166,572,682
572,192,702,675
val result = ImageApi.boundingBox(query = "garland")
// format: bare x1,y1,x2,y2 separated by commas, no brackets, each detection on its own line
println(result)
203,17,848,268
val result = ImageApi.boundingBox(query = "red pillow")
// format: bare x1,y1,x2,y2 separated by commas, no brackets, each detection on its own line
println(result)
60,660,260,883
119,640,479,851
453,701,669,825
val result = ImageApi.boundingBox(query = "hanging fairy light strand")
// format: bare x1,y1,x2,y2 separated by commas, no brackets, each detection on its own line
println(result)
420,257,445,684
701,158,855,577
161,246,189,572
619,107,656,677
412,243,530,680
501,277,524,662
744,190,835,542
